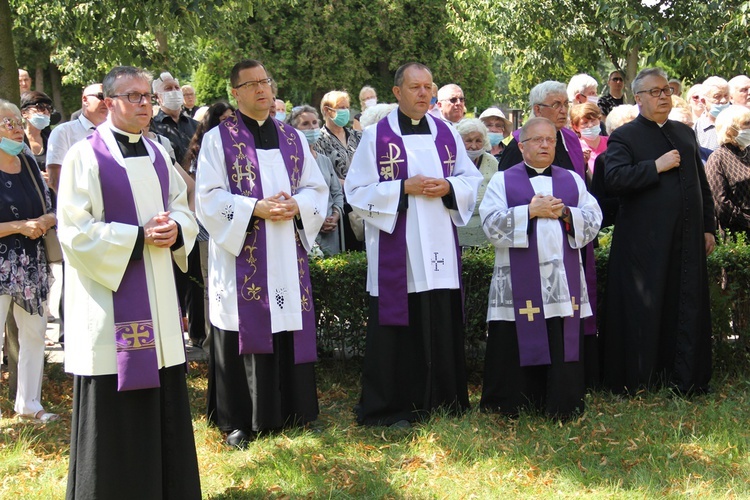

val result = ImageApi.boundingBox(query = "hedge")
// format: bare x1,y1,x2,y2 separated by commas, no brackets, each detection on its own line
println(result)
309,233,750,374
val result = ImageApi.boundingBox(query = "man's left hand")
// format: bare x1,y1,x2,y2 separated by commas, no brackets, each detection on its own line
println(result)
421,178,450,198
705,232,716,256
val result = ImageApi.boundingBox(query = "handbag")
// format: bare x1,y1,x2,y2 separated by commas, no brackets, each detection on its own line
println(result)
20,155,64,263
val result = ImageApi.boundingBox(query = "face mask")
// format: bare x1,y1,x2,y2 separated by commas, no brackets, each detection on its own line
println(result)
586,95,599,105
709,102,730,118
364,98,377,108
332,108,350,127
430,97,438,106
736,129,750,149
276,111,287,122
466,148,484,160
488,132,504,146
580,125,600,139
0,137,25,156
303,127,321,144
161,90,184,110
27,113,50,130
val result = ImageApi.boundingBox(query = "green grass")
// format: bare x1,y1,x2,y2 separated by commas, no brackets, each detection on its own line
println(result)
3,360,750,498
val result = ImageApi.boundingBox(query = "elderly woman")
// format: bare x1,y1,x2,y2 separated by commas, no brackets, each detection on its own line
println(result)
290,105,344,255
455,118,497,246
315,90,363,251
705,105,750,236
687,84,706,123
353,86,378,131
479,107,512,160
570,103,608,174
359,103,398,130
20,91,54,172
0,99,57,422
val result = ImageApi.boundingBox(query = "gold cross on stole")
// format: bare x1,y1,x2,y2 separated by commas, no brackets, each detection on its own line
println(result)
122,323,150,348
379,143,404,180
518,300,541,321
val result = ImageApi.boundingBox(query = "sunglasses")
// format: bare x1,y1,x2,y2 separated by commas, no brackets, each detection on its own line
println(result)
85,92,105,101
443,96,466,104
25,103,53,113
610,77,624,83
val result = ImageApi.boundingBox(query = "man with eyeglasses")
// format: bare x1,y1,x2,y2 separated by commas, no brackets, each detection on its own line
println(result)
196,59,327,448
151,71,198,167
58,65,201,499
436,83,466,124
46,83,109,192
598,70,626,116
479,117,601,419
602,67,715,397
694,76,731,151
181,84,199,117
728,75,750,109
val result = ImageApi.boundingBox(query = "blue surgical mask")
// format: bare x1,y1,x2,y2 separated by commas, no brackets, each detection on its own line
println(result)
710,102,731,118
276,111,287,122
332,108,350,127
430,97,438,106
736,129,750,149
27,113,50,130
488,132,504,146
0,137,25,156
303,127,321,144
466,148,484,160
580,125,600,139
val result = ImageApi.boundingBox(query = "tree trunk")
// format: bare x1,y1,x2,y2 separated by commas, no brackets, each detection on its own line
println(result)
624,46,639,104
0,0,20,105
35,65,45,93
49,64,67,121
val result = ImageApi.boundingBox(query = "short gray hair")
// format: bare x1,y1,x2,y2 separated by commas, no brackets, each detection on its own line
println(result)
729,75,750,95
152,71,179,94
360,103,398,129
518,117,556,142
0,99,21,119
288,105,318,127
455,118,490,151
631,68,668,95
567,74,598,101
103,66,153,98
715,104,750,146
605,104,638,134
528,81,567,117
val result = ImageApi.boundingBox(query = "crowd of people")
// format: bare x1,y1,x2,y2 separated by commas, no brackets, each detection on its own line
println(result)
0,59,748,498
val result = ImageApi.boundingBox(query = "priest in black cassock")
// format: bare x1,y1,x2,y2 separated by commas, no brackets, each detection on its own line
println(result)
344,62,482,427
602,67,716,395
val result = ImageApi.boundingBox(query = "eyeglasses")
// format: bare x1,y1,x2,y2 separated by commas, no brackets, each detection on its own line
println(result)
26,103,53,113
0,117,24,130
690,95,701,101
637,87,675,98
442,96,466,104
233,78,274,90
610,77,624,83
537,101,569,110
111,93,157,104
85,92,105,101
521,136,557,146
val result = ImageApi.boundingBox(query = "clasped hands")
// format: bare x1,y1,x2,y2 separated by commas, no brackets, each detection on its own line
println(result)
20,213,56,240
404,175,450,198
254,191,300,221
144,211,178,247
528,194,565,219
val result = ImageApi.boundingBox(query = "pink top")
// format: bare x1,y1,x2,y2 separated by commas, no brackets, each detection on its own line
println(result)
580,135,608,174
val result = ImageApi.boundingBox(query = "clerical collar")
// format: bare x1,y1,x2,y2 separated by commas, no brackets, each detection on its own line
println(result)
110,124,142,143
397,108,430,135
525,164,552,177
111,126,148,158
239,111,279,150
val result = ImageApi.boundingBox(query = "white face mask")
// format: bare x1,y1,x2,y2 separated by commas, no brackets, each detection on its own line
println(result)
736,129,750,149
580,124,600,139
364,98,377,108
466,148,484,160
161,90,184,110
28,113,51,130
586,95,600,105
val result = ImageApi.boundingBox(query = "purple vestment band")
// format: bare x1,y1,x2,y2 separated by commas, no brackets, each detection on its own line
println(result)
219,112,317,364
504,162,582,366
88,130,169,391
374,114,460,326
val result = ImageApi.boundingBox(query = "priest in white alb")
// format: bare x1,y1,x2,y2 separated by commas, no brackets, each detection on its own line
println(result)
196,59,327,448
345,62,482,427
58,66,201,499
479,117,601,419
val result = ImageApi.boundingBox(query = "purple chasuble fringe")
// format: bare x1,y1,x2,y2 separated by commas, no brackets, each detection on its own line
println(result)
504,162,582,366
374,115,461,326
88,130,169,391
219,113,317,364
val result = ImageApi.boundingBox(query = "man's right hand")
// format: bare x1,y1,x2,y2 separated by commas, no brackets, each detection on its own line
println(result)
144,212,178,247
528,194,564,219
655,149,681,173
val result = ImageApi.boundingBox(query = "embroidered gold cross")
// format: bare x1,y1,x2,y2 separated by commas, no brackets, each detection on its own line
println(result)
571,296,579,312
231,157,253,191
518,300,541,321
122,323,151,348
379,143,404,180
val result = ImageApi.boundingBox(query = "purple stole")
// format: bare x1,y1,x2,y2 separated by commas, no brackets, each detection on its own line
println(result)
504,162,582,366
374,114,461,326
513,127,597,336
88,129,169,391
218,112,317,364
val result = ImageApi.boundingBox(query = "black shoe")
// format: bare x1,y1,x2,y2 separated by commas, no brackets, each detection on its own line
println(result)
189,338,205,348
226,429,252,449
389,419,411,429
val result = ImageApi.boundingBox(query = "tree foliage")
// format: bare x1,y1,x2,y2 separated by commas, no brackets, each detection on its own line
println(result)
447,0,750,107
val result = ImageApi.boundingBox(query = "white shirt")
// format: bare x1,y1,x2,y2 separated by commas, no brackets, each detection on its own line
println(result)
46,114,97,166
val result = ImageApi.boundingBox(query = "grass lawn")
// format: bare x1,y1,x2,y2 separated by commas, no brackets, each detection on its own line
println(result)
2,358,750,499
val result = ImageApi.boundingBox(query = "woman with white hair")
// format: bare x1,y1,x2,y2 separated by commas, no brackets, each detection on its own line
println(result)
705,105,750,235
455,118,497,245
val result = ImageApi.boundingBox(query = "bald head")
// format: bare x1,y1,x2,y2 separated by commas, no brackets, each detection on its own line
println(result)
81,83,108,126
729,75,750,107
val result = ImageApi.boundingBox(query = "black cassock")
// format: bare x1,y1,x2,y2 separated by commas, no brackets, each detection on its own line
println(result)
602,114,715,394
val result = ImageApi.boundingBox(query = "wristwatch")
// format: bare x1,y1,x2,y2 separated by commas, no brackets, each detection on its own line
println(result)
558,206,571,221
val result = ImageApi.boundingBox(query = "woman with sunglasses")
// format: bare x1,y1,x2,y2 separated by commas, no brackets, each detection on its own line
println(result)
598,70,626,117
20,91,54,172
0,99,58,422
